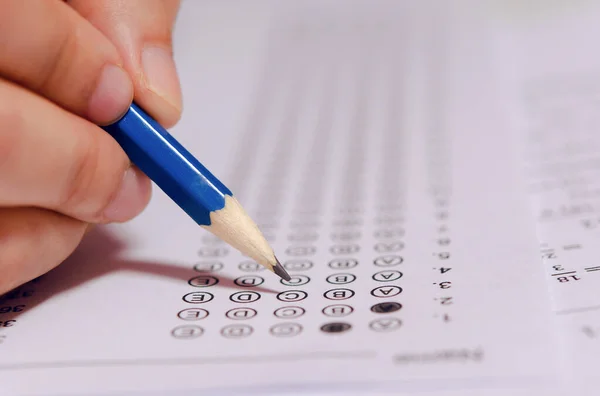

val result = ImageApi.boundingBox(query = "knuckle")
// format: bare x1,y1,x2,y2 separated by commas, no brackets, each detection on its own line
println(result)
36,26,75,93
58,132,125,220
0,219,40,294
35,20,97,107
0,208,86,296
58,133,102,217
0,98,24,176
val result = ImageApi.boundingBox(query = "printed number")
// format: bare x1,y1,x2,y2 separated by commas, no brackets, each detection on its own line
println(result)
0,305,25,314
436,212,448,220
437,252,450,260
552,265,564,272
2,290,34,300
439,281,451,289
437,238,451,246
0,320,16,327
557,276,580,283
582,326,597,339
439,297,453,305
439,267,451,274
582,219,595,229
435,199,447,207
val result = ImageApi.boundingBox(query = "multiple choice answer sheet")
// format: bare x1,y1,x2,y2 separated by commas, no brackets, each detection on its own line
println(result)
0,1,561,395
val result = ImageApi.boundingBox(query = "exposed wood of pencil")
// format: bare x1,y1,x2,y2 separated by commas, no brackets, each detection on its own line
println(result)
202,195,291,281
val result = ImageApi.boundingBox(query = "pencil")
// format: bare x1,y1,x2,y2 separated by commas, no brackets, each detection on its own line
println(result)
102,103,291,281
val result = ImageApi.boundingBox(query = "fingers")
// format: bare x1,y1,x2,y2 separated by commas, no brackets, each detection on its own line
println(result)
0,0,133,125
68,0,183,127
0,78,151,223
0,207,86,296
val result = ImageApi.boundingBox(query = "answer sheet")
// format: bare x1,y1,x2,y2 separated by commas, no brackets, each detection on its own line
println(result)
0,1,557,395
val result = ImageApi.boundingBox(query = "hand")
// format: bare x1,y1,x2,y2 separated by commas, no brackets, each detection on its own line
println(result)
0,0,182,295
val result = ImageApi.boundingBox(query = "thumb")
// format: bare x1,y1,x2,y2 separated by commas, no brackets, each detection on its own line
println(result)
68,0,183,128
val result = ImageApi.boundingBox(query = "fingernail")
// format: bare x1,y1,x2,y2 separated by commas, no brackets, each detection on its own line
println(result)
103,167,152,222
88,64,134,125
142,45,182,113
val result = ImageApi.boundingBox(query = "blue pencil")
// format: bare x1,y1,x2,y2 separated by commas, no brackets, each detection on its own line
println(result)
102,103,290,281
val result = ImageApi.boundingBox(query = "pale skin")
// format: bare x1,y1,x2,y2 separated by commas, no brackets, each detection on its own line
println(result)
0,0,183,295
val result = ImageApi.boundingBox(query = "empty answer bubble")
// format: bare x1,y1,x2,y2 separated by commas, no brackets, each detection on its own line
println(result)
221,324,253,338
283,260,313,271
371,286,402,297
281,275,310,286
373,256,403,267
194,261,224,272
324,288,355,300
277,290,308,302
188,276,219,287
369,318,402,332
177,308,209,320
274,306,306,319
322,304,354,317
234,275,265,287
230,291,261,303
372,270,402,282
226,308,258,320
238,261,265,272
328,258,358,270
270,323,303,337
326,273,356,285
171,325,203,339
182,292,214,304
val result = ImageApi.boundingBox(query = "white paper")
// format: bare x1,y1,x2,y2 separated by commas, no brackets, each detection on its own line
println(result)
0,2,558,395
491,2,600,395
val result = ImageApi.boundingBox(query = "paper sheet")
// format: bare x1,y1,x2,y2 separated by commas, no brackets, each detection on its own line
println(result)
0,1,558,395
491,2,600,395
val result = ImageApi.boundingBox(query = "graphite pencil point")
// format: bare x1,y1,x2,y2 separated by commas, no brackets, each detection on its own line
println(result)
273,257,292,281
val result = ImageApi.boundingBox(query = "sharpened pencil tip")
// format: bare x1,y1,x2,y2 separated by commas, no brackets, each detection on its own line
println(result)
273,257,291,281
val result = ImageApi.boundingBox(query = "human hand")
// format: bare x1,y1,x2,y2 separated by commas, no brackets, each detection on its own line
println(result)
0,0,182,295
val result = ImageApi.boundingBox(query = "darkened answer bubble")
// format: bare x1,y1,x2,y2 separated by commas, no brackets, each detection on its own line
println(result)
320,322,352,334
370,302,402,313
